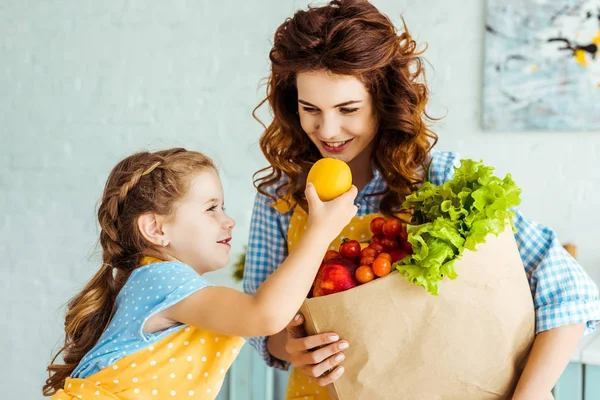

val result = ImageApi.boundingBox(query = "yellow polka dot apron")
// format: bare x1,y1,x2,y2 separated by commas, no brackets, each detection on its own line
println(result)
272,198,383,400
52,258,245,400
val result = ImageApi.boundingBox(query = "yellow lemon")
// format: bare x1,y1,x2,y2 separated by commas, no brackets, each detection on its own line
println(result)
306,158,352,201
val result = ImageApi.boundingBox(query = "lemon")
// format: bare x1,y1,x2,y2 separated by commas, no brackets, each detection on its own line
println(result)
306,158,352,201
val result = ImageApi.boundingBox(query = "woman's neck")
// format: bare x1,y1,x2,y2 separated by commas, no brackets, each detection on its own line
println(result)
347,143,375,193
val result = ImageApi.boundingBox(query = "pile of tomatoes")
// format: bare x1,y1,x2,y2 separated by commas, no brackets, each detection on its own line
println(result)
324,217,413,285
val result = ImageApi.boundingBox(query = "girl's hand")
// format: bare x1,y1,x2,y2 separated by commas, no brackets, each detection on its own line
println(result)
305,182,358,242
285,313,348,386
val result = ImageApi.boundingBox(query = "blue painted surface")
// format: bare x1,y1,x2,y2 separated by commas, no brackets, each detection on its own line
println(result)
553,362,583,400
585,364,600,400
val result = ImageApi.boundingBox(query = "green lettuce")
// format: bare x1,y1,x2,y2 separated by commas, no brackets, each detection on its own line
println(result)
396,159,522,295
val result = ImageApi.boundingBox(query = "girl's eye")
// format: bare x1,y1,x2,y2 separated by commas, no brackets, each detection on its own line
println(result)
207,205,218,212
301,107,319,113
340,107,359,115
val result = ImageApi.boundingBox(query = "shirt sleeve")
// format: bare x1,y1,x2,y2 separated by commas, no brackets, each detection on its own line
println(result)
243,191,291,370
430,150,600,335
514,212,600,334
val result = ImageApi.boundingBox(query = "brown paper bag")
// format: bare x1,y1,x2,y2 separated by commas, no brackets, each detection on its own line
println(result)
300,225,553,400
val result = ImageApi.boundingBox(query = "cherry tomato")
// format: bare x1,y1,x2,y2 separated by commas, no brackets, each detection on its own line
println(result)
389,249,410,263
381,237,399,251
372,257,392,277
339,239,361,259
398,229,408,242
359,255,375,266
355,266,375,284
370,234,384,245
369,217,386,236
368,242,385,254
323,250,339,263
361,247,379,258
378,252,392,262
382,218,403,238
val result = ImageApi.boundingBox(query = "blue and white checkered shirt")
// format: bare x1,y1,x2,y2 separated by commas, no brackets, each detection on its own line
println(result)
243,150,600,370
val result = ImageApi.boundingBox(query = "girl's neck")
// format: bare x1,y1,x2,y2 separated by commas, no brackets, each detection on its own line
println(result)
347,142,375,193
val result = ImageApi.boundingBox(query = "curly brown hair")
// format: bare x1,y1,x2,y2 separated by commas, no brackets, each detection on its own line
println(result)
253,0,438,216
43,148,215,396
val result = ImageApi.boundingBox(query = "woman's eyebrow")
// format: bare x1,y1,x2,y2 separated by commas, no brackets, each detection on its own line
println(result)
298,99,363,108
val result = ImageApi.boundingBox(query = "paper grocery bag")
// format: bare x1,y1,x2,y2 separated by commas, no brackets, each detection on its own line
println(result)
300,225,553,400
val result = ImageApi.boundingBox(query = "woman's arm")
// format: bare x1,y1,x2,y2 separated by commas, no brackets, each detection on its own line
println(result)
512,323,585,399
242,189,295,369
267,328,291,362
510,211,600,397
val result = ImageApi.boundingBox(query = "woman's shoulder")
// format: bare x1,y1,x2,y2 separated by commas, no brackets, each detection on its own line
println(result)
427,149,461,185
254,173,296,214
256,172,290,197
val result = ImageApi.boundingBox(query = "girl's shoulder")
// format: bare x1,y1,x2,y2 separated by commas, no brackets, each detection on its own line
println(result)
119,261,212,303
127,260,199,283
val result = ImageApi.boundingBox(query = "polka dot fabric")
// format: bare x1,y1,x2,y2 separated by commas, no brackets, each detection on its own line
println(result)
72,259,213,379
52,325,245,399
52,257,245,399
285,205,383,400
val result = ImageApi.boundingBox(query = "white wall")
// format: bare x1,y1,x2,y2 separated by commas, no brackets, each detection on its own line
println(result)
2,1,598,397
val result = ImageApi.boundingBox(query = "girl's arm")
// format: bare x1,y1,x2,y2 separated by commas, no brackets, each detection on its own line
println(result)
163,184,358,337
512,323,584,399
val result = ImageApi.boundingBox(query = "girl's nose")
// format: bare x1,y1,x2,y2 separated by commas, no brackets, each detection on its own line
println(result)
224,214,235,230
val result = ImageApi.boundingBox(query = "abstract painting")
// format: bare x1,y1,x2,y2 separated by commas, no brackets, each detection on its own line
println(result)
483,0,600,131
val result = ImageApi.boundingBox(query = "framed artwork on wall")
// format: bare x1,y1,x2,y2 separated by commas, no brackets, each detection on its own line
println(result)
483,0,600,131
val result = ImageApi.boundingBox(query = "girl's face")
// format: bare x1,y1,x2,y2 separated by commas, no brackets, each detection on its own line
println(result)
296,70,378,165
161,169,235,274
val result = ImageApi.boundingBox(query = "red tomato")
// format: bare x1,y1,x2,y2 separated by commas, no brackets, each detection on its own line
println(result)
381,237,399,251
355,266,375,284
369,217,386,236
368,242,385,254
359,255,375,266
339,240,361,259
389,249,410,263
378,252,392,262
372,257,392,277
382,218,403,237
361,247,379,258
370,235,384,245
398,229,408,242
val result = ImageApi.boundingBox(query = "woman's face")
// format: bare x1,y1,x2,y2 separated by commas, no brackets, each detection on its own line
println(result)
296,70,378,164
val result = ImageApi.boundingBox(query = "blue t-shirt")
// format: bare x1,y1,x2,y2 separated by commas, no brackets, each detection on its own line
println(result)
72,261,211,378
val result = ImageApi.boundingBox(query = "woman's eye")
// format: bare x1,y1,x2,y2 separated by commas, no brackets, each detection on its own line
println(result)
301,107,319,113
340,107,359,115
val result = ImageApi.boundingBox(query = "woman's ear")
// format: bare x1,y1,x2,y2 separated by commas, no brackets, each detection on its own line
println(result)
137,213,169,247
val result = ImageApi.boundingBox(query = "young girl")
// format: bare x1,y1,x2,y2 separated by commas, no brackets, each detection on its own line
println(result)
44,148,358,399
243,1,600,399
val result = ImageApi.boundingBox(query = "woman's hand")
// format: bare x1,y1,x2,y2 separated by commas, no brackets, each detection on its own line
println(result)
285,313,349,386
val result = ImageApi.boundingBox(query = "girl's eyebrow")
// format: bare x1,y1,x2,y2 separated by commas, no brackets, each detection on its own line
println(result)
203,198,220,205
298,99,363,108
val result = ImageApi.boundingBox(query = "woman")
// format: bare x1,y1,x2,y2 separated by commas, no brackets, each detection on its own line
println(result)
243,1,600,399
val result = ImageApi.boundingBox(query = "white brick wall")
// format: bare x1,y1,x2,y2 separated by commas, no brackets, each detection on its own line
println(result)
2,1,599,398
